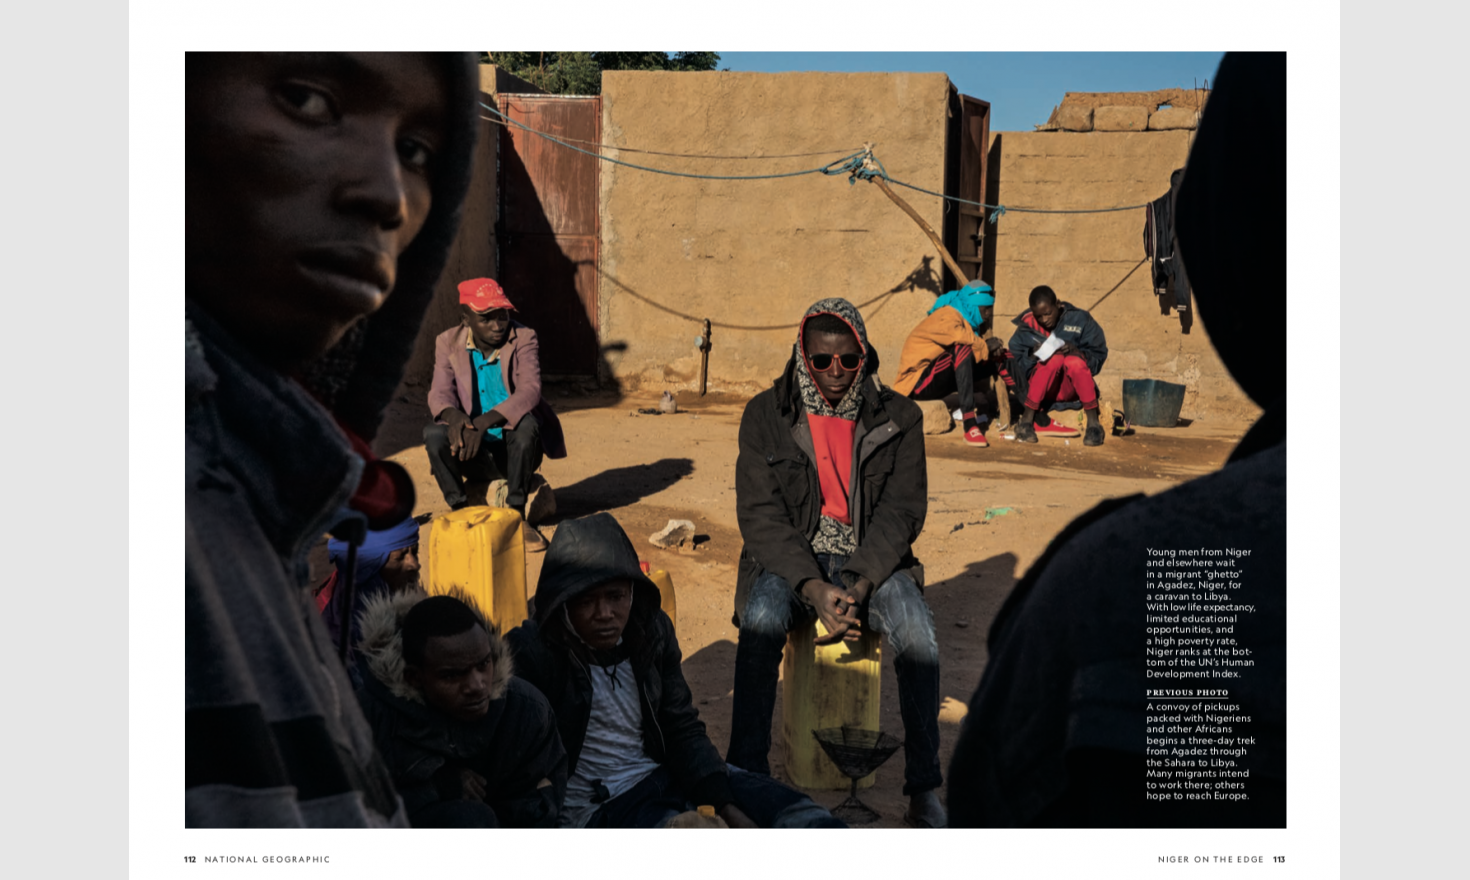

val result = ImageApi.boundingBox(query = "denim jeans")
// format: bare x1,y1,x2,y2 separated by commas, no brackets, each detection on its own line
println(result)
587,765,845,828
726,554,942,795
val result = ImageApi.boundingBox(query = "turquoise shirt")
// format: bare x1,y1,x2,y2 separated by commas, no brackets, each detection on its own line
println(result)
470,347,509,441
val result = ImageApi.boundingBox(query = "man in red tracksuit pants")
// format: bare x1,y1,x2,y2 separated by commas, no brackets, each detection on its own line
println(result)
1007,285,1109,446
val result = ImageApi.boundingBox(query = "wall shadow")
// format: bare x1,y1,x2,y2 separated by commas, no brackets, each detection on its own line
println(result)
981,134,1003,291
552,457,696,518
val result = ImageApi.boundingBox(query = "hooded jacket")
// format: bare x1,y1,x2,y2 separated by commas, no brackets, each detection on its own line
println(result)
353,589,567,828
185,53,480,827
1006,303,1108,408
506,513,735,811
732,300,927,624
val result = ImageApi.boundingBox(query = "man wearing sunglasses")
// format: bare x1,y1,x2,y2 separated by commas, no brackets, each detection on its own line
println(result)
727,298,945,827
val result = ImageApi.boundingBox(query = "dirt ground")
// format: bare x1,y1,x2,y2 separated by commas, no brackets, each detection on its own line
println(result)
334,386,1250,828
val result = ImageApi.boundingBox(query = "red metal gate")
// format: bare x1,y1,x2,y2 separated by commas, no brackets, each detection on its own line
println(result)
496,94,601,377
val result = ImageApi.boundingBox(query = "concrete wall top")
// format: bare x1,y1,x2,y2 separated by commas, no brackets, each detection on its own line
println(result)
599,70,957,394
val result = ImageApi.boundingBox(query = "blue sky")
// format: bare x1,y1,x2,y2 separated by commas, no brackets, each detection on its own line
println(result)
717,52,1226,132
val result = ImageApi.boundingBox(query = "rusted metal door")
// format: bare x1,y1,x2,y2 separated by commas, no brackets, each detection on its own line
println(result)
496,94,600,377
953,94,991,285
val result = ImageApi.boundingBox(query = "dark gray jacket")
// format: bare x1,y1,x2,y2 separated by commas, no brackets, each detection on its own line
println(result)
732,353,928,624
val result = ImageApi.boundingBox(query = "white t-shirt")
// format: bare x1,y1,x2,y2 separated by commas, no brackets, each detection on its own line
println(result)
560,659,662,828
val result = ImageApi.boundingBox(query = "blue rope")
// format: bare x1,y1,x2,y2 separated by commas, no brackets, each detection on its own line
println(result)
484,102,1153,219
482,103,864,181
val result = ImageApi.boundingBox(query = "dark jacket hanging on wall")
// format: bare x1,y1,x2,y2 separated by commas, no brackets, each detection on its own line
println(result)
1143,169,1193,334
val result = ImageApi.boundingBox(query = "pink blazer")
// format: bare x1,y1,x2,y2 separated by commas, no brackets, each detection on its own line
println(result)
427,322,567,459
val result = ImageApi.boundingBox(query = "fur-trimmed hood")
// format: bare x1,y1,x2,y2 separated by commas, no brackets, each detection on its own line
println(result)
356,587,512,706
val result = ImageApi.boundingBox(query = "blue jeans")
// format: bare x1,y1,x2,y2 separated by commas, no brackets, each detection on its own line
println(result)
586,766,845,828
727,554,942,796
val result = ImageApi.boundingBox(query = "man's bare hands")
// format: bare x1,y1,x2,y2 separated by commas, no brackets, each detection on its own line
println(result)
460,768,487,802
441,410,472,458
801,580,861,645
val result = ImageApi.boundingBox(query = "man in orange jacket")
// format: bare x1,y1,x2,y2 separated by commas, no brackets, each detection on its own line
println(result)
891,282,999,447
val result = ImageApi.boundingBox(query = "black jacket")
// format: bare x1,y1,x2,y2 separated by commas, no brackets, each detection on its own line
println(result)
1006,304,1109,406
353,589,567,828
506,513,735,810
733,353,928,624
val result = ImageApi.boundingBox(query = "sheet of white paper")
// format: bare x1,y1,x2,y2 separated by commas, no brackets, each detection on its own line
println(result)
1035,334,1065,362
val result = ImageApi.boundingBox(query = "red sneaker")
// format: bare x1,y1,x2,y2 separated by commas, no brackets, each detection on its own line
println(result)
1033,421,1081,438
964,425,989,447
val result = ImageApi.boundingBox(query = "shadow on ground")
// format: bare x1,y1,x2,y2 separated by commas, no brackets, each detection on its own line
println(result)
553,457,696,518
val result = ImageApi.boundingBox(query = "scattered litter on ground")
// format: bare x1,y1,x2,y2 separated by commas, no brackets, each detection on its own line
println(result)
983,507,1016,522
658,390,678,414
955,620,970,628
649,519,697,549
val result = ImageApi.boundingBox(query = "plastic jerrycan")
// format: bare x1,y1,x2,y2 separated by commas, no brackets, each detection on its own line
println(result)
425,506,528,632
781,620,882,790
640,561,677,631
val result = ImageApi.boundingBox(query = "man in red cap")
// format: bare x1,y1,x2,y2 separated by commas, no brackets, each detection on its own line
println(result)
424,278,567,551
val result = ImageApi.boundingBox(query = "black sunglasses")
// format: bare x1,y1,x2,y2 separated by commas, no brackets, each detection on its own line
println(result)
807,352,863,373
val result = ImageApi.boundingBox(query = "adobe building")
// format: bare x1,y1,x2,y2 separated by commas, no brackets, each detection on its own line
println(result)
406,67,1257,423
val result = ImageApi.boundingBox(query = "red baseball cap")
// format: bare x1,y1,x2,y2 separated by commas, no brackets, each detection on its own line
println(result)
457,277,516,313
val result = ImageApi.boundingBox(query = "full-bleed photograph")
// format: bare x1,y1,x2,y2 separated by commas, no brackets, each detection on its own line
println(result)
184,49,1285,830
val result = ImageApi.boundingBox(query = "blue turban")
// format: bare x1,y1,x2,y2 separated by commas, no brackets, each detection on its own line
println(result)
928,281,995,333
328,515,421,586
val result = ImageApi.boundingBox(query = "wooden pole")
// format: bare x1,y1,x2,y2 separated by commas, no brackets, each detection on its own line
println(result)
871,177,968,285
699,318,711,397
866,176,1013,428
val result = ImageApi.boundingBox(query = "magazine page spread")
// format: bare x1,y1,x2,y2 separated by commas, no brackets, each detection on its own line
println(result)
129,11,1339,878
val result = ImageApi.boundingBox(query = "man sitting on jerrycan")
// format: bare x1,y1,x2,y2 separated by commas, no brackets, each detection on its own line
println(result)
424,277,566,552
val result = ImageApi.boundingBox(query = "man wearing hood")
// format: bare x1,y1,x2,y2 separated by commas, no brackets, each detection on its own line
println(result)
891,281,999,447
1007,285,1110,446
727,298,946,827
354,590,567,828
507,513,845,828
185,53,480,827
945,52,1286,828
